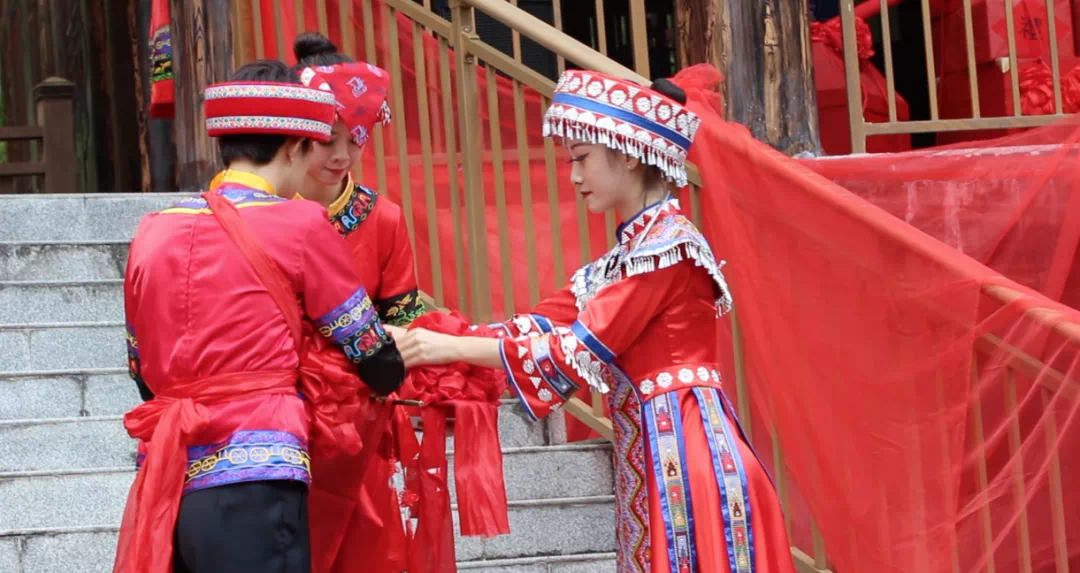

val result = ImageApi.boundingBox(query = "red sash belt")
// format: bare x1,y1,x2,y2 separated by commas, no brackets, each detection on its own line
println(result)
113,369,297,573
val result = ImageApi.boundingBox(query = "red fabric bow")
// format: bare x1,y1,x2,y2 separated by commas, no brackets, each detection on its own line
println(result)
300,62,393,148
396,311,511,573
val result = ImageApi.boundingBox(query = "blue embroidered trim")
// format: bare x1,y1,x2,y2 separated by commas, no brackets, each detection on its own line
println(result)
315,288,377,342
500,341,539,422
530,314,554,333
552,93,692,150
125,323,141,381
530,335,577,399
645,392,698,573
330,185,377,235
150,25,173,83
616,198,667,239
315,287,389,362
184,430,311,495
571,320,616,363
166,187,285,211
695,387,755,573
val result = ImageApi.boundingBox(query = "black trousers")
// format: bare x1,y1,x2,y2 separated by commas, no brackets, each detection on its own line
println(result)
173,480,310,573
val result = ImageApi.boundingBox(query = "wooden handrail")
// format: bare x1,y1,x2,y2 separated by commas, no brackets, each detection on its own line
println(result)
459,0,646,84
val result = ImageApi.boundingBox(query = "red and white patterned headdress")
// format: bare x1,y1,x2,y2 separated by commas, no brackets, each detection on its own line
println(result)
543,70,700,187
203,82,337,141
298,63,393,149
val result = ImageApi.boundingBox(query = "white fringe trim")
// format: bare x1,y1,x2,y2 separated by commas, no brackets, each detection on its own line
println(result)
544,116,689,188
555,328,612,394
624,241,734,316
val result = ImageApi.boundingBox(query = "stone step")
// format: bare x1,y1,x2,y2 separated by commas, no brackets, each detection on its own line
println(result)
0,531,614,573
0,241,129,282
0,370,546,445
0,323,124,374
0,443,610,525
0,404,558,472
0,281,123,324
0,369,132,420
0,467,615,555
0,194,185,242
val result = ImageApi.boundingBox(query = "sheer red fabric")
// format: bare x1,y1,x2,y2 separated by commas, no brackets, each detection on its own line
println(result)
674,64,1080,573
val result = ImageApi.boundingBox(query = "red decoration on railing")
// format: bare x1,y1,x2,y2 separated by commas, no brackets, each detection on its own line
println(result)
810,16,876,61
1019,61,1057,116
1017,60,1080,115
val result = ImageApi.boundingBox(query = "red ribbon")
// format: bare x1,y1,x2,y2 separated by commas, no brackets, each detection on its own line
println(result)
397,311,511,571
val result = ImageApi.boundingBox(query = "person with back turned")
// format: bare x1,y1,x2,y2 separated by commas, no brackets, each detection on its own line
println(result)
112,59,405,573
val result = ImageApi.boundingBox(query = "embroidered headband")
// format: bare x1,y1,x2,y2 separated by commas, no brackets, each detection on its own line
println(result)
543,70,700,187
203,81,337,141
298,63,393,148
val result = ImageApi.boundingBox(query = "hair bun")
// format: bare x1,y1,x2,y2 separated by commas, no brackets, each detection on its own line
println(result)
651,78,688,105
294,32,338,61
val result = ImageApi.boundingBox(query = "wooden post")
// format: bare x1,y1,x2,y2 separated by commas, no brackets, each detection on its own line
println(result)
450,0,494,323
169,0,234,192
33,77,77,194
676,0,821,155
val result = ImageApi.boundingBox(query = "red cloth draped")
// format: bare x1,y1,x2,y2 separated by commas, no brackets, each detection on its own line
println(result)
676,63,1080,573
398,312,510,539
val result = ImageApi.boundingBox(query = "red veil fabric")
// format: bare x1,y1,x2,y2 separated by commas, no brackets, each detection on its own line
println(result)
674,64,1080,573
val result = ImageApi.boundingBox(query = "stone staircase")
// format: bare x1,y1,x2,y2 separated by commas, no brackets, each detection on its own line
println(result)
0,194,616,573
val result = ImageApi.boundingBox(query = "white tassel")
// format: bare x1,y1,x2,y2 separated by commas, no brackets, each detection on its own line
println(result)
542,115,687,185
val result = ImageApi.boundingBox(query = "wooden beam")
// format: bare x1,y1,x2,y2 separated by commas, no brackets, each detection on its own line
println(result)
676,0,820,155
170,0,233,192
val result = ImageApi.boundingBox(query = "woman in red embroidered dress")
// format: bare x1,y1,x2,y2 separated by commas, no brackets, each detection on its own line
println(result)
292,33,426,326
392,70,796,573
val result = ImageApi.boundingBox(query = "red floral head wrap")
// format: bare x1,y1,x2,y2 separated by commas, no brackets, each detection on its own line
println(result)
298,62,392,149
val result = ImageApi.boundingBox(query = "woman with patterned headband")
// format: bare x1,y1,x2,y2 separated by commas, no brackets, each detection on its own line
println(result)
392,69,797,573
292,32,426,328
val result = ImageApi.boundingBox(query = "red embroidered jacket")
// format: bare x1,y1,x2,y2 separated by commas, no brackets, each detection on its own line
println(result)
328,174,425,326
488,199,734,419
124,171,402,493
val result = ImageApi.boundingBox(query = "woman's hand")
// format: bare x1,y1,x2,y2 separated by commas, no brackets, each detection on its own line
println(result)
393,327,461,369
383,324,408,340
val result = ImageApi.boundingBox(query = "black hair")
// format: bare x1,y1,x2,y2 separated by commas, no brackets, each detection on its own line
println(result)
292,32,354,69
650,78,688,105
218,59,310,166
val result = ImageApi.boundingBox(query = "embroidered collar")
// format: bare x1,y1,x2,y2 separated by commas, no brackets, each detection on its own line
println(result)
327,172,358,217
328,172,378,235
208,169,297,198
616,198,681,246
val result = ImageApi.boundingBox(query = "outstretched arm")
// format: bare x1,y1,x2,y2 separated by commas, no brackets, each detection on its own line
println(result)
394,262,691,420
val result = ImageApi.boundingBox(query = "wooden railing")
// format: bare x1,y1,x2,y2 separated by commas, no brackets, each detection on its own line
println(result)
838,0,1073,152
0,78,77,194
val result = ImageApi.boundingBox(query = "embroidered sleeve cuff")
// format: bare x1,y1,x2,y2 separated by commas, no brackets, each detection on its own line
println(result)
500,333,578,422
489,314,556,339
125,322,141,381
315,287,390,363
374,289,426,326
